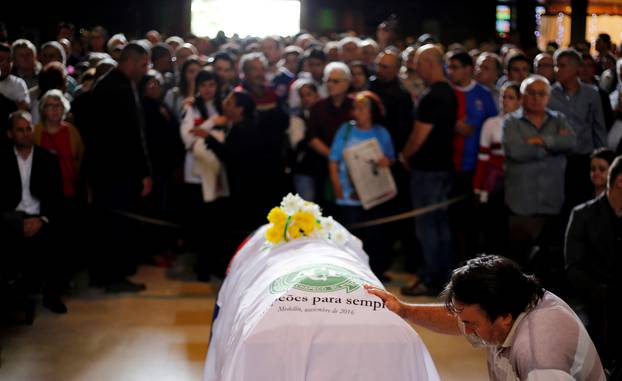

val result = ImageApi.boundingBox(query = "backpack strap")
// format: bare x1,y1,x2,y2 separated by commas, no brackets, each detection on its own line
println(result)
342,121,355,145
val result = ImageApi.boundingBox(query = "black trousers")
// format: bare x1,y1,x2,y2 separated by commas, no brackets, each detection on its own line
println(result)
337,203,393,279
90,181,144,285
183,184,235,278
564,154,593,210
3,214,67,297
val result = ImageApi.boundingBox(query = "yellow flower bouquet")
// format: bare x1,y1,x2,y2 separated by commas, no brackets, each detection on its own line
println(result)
265,193,346,246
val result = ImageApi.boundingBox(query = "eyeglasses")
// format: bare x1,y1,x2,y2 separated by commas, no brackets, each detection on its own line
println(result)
326,78,347,84
525,89,548,98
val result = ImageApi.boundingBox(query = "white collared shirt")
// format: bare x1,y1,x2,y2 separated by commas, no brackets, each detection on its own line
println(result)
14,147,41,215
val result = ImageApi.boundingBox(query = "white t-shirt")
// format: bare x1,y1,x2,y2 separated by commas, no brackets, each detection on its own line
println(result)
0,74,30,105
479,115,505,160
487,292,605,381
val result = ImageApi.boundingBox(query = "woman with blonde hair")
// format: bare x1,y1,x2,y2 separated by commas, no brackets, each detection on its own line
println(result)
34,89,84,198
34,89,86,300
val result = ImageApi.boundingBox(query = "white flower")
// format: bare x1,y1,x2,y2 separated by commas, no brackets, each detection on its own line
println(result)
307,229,322,240
280,193,304,215
320,216,336,232
331,228,347,246
301,202,322,220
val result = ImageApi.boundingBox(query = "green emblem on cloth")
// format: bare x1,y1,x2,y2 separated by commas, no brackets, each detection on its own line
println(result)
270,264,365,294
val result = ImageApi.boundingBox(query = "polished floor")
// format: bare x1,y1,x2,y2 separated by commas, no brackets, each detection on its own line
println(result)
0,261,487,381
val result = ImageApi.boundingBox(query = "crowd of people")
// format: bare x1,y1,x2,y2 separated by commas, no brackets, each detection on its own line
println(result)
0,20,621,376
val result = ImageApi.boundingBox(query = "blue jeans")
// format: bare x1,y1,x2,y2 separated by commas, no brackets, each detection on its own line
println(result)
293,174,317,202
337,204,393,278
410,170,454,289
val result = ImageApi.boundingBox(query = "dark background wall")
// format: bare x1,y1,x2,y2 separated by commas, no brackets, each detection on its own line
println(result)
302,0,499,44
3,0,511,46
3,0,190,43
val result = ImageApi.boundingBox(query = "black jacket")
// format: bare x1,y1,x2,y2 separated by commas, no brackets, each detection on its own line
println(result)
206,116,289,226
0,145,63,229
87,69,150,202
368,77,414,152
564,193,622,303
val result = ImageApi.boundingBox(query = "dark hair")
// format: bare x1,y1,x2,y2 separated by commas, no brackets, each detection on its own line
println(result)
211,51,235,67
57,22,75,35
297,79,318,95
443,255,544,321
573,40,590,52
417,33,437,46
138,69,162,99
591,148,616,165
91,25,108,38
501,81,521,99
9,110,32,128
547,41,560,51
478,53,502,77
553,48,582,67
349,60,369,77
608,155,622,187
354,90,385,125
303,47,327,62
448,51,473,68
598,33,612,44
119,42,149,64
150,43,172,62
581,52,597,65
194,68,223,118
507,53,530,71
179,57,201,96
231,90,256,120
38,62,66,99
0,42,10,54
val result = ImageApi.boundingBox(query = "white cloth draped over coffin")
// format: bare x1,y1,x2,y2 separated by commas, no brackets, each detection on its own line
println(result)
203,224,440,381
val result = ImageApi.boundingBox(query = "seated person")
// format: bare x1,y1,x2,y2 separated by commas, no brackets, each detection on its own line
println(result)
0,111,67,313
565,154,622,373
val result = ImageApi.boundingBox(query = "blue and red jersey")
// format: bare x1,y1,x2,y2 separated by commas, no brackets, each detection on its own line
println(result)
452,81,498,172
